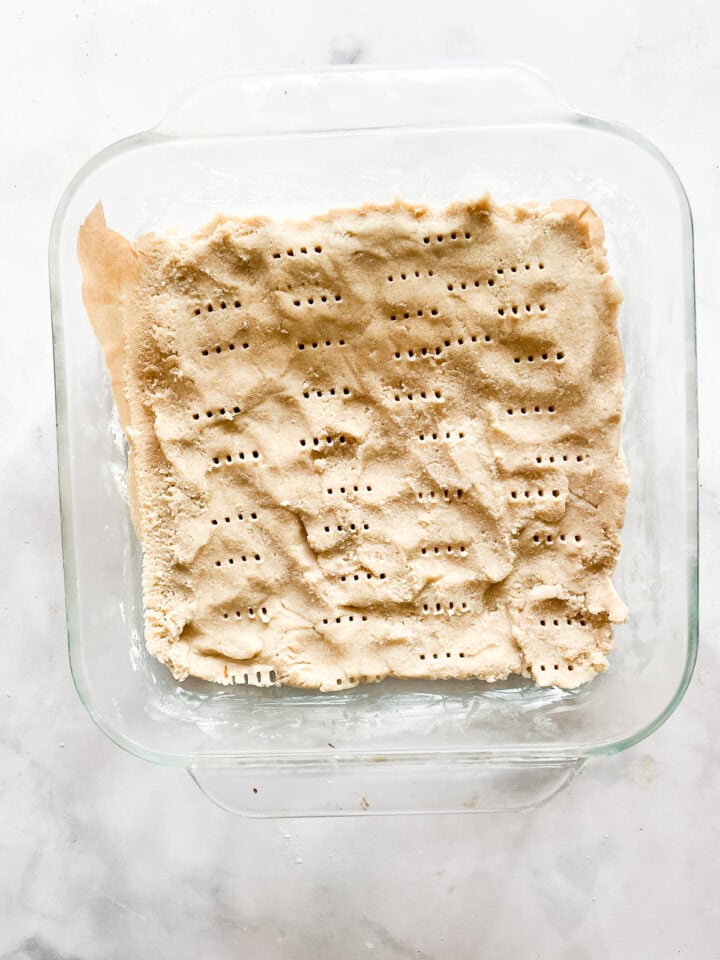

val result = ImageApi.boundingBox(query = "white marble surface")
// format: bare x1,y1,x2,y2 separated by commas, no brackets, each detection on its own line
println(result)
1,0,718,956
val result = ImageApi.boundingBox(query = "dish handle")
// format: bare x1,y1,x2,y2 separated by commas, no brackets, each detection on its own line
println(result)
188,756,584,817
156,63,573,138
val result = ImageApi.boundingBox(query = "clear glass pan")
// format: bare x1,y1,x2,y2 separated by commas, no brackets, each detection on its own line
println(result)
50,63,697,816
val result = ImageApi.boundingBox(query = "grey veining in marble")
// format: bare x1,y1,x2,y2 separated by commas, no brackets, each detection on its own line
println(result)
1,0,718,957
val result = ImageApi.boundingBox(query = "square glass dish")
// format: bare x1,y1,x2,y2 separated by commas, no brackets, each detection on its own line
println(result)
50,64,697,816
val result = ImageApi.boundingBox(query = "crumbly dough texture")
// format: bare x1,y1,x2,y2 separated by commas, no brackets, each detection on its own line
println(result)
78,196,627,691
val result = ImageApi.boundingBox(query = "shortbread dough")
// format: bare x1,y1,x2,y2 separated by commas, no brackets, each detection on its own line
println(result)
78,196,628,691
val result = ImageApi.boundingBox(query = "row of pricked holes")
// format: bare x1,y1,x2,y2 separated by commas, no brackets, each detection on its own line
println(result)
302,387,351,399
323,522,370,533
540,617,588,627
388,261,544,286
322,614,369,624
535,453,587,464
340,571,386,582
419,430,465,441
396,303,547,318
498,304,546,316
194,299,241,316
214,554,261,566
448,263,546,291
387,269,436,282
537,663,574,673
421,544,467,556
273,245,322,258
510,488,561,500
299,435,350,448
447,278,489,292
326,484,372,495
320,603,471,624
292,294,342,307
229,669,278,684
422,601,469,614
396,339,566,365
212,450,260,465
211,511,258,526
419,651,467,660
194,406,241,420
222,606,268,620
417,489,464,501
532,532,583,544
201,341,249,356
297,339,347,350
395,334,491,359
514,352,564,364
506,405,555,416
391,308,439,321
423,231,472,243
392,298,547,317
393,389,442,402
496,262,545,275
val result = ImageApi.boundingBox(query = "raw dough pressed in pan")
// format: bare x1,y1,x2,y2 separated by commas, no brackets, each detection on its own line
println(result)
79,195,628,692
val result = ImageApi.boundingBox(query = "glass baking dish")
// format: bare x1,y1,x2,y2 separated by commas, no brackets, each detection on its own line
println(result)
50,63,697,816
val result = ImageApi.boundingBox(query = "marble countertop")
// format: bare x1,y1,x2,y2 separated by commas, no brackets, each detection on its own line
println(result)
2,0,718,956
